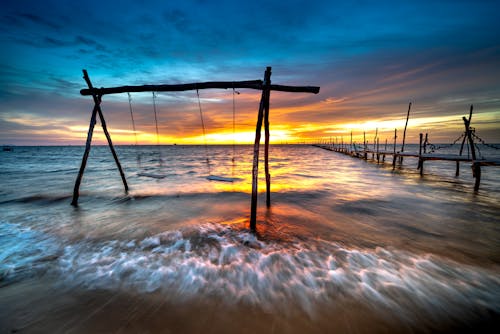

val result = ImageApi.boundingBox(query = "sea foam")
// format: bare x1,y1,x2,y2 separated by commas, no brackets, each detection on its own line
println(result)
50,223,500,321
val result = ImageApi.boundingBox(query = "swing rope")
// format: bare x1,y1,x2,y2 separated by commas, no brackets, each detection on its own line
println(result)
127,92,138,146
196,88,211,174
152,92,162,166
127,92,142,168
232,87,239,163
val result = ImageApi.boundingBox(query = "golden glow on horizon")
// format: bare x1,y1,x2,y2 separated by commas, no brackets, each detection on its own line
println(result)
89,129,295,145
4,98,497,145
72,110,493,145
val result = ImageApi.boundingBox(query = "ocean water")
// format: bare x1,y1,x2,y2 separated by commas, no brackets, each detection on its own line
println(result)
0,144,499,333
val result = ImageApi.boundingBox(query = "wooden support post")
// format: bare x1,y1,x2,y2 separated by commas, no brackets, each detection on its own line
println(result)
473,162,481,191
376,138,380,163
400,102,412,164
383,139,387,162
418,133,424,175
264,69,272,208
457,105,473,177
72,70,129,206
392,129,397,169
463,112,480,191
350,131,353,154
363,131,367,160
97,100,129,193
71,104,98,206
84,70,129,194
424,133,428,154
250,67,271,231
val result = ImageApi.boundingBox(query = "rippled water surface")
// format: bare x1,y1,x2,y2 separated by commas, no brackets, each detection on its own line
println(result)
1,145,499,333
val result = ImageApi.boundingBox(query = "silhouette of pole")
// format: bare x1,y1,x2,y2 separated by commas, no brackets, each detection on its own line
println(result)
400,102,412,164
250,67,272,231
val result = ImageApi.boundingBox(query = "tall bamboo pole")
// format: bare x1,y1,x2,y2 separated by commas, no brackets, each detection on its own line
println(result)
400,102,412,164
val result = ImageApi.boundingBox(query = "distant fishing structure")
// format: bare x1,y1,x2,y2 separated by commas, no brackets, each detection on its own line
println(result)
314,103,500,191
72,67,320,231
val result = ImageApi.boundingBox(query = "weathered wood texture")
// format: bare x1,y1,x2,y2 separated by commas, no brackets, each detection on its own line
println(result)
85,72,129,194
250,67,272,231
72,70,129,206
71,103,98,206
264,72,272,208
81,81,320,96
399,102,412,164
75,67,321,231
463,111,481,191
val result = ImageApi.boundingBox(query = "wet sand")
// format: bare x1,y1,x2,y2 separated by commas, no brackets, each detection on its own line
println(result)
2,274,499,334
1,277,407,334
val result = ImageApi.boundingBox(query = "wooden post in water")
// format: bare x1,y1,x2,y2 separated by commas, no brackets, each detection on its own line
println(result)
264,68,272,208
400,102,412,165
376,138,380,163
418,133,424,175
350,131,353,154
424,133,428,154
72,70,129,206
456,105,473,177
363,131,367,160
462,111,481,191
71,103,98,206
250,67,272,231
392,129,397,169
383,139,387,162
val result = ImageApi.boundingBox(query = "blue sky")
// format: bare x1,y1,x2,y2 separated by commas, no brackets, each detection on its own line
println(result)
1,0,499,145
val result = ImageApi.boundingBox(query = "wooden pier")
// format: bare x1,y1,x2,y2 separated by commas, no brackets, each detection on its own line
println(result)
313,108,499,191
313,143,499,191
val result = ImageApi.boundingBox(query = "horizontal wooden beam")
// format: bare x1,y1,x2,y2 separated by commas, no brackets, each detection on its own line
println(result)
80,80,320,96
269,84,320,94
80,80,263,96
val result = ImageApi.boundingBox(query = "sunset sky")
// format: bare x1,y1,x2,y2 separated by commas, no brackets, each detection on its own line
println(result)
1,0,499,145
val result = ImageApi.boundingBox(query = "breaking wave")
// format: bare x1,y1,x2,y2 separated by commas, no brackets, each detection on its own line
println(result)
52,223,500,321
2,222,499,324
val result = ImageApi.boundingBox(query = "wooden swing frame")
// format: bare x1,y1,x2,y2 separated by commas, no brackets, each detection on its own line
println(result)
72,66,320,231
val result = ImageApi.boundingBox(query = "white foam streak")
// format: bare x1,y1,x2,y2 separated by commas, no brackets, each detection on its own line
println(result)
4,222,499,322
0,222,60,281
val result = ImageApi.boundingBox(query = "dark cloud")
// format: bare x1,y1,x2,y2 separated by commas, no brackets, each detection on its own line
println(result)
50,77,81,90
17,13,62,30
1,0,499,144
75,36,106,51
43,37,68,47
13,12,61,30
